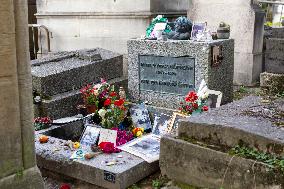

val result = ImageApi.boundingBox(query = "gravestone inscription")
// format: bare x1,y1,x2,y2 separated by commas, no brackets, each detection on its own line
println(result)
139,55,195,95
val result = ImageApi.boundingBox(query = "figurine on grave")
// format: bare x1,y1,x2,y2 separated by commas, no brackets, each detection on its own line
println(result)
165,17,193,40
119,87,126,99
217,22,230,39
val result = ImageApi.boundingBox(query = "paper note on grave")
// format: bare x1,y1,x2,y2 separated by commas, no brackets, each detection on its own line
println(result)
118,134,160,163
98,128,117,146
80,126,100,147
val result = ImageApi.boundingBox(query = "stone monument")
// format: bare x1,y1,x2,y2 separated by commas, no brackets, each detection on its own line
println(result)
128,39,234,109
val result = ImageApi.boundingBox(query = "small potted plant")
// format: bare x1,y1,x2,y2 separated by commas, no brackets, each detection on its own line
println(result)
34,117,52,131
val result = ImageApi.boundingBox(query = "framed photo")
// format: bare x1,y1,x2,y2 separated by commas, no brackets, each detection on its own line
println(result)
118,134,161,163
191,22,207,40
207,90,222,108
80,126,100,147
167,112,189,132
152,113,172,136
130,104,152,132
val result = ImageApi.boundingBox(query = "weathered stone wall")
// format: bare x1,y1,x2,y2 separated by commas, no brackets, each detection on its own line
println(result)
0,0,44,188
188,0,265,86
35,0,188,55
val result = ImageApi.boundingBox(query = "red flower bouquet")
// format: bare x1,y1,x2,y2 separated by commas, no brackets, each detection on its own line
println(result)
98,142,121,153
179,91,208,115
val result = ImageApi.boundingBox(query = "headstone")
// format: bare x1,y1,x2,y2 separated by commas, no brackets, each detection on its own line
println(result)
128,39,234,109
265,38,284,74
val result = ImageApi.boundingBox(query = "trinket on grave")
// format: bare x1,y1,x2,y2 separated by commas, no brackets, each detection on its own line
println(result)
119,87,126,99
39,135,49,143
73,142,80,149
84,152,101,160
91,144,100,152
217,22,230,39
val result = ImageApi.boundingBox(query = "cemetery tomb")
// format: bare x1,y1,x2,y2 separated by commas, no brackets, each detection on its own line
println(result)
35,119,159,189
160,96,284,188
128,39,234,109
35,105,179,189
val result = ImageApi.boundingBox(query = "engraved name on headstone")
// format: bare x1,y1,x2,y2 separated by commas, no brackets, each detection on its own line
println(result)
139,55,195,95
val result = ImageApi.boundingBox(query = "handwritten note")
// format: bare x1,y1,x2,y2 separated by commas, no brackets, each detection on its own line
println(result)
98,129,117,146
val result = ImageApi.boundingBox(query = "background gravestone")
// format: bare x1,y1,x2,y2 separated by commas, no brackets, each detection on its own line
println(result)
188,0,265,86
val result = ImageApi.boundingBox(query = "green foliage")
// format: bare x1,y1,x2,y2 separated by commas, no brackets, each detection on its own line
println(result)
265,21,282,27
16,168,24,178
229,145,284,173
128,184,140,189
238,86,248,93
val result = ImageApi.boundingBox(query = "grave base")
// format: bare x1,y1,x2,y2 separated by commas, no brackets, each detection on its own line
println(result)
35,119,159,189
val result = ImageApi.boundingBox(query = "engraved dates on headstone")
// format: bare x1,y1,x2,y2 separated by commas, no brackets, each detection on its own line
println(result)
139,55,195,95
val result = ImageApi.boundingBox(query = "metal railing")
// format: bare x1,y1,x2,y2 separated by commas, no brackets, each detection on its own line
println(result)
29,24,51,59
258,0,284,5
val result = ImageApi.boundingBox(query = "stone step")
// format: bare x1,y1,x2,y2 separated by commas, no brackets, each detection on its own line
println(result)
260,72,284,95
178,96,284,155
34,77,128,120
31,48,123,96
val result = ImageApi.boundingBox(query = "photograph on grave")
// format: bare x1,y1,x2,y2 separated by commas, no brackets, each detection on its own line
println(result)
152,113,172,136
119,134,161,163
139,55,195,96
207,90,223,108
130,104,152,132
191,22,207,40
80,126,100,147
168,112,189,132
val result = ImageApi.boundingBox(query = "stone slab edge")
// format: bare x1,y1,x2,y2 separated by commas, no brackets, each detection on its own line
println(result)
160,136,284,189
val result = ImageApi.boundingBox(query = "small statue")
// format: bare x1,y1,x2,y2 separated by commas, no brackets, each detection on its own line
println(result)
119,87,126,99
217,22,230,39
165,17,193,40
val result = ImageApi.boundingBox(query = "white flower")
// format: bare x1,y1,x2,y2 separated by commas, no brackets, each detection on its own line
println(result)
98,109,107,119
34,96,41,103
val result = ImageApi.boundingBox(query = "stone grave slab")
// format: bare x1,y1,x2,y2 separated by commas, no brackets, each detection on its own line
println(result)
35,120,159,189
34,77,128,119
31,48,123,97
160,96,284,188
127,39,234,109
